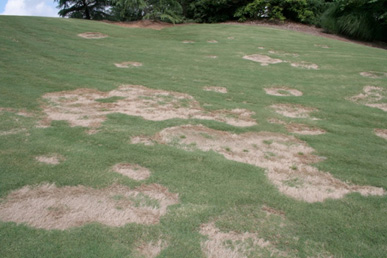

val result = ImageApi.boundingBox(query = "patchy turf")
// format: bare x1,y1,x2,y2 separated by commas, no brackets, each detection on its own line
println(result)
0,16,386,258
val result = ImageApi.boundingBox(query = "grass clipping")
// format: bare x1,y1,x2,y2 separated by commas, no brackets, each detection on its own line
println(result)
40,85,256,128
0,183,178,230
155,124,384,202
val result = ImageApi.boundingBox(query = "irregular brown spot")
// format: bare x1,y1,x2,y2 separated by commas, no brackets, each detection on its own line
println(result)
264,87,303,97
269,119,325,135
136,240,168,258
78,32,108,39
114,62,143,68
203,86,228,94
348,86,387,112
182,40,194,43
270,104,318,119
35,154,64,165
243,54,283,66
112,163,151,181
360,71,387,79
290,61,318,70
156,124,384,202
207,40,218,43
0,183,178,230
40,85,256,128
131,135,155,146
374,129,387,140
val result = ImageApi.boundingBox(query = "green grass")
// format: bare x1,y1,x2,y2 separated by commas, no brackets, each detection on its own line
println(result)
0,16,386,257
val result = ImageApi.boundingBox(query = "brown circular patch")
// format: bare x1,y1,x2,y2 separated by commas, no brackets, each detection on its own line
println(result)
77,32,108,39
243,54,283,66
270,104,318,119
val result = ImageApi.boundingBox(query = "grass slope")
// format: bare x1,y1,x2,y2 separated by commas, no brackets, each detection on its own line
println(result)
0,16,386,257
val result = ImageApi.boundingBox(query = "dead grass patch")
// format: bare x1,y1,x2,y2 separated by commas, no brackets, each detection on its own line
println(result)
360,71,387,79
243,54,283,66
290,61,319,70
270,104,318,119
40,85,256,128
348,86,387,112
0,128,27,136
114,62,143,68
206,55,218,59
264,87,303,97
0,107,34,117
182,40,195,43
374,129,387,140
203,86,228,94
136,240,168,258
112,163,151,181
155,124,384,202
0,183,178,230
131,135,155,146
200,222,282,258
207,40,218,43
35,154,64,165
77,32,108,39
227,37,234,40
268,119,325,135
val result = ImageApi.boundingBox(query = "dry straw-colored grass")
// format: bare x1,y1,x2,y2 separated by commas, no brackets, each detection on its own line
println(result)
203,86,228,94
264,87,303,97
35,154,64,165
77,32,108,39
290,61,319,70
136,240,168,258
131,135,155,146
348,86,387,112
243,54,283,66
360,71,387,79
182,40,195,43
207,40,218,43
112,163,151,181
155,124,384,202
374,129,387,140
270,104,318,119
40,85,256,128
114,62,143,68
0,183,178,230
268,119,325,135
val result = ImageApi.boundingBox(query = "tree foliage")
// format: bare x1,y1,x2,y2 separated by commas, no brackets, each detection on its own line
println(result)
55,0,112,20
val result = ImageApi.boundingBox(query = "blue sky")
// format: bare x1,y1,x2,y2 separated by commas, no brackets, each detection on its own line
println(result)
0,0,59,17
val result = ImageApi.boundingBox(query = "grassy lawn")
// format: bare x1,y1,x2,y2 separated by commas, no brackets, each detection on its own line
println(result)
0,16,386,257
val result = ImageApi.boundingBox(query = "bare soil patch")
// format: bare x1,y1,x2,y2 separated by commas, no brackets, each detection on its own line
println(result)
268,119,325,135
155,124,384,202
77,32,108,39
136,240,168,258
0,183,178,230
40,85,256,128
290,61,319,70
349,86,387,112
360,71,387,79
114,62,143,68
112,163,151,181
264,87,302,97
200,222,281,258
35,154,64,165
374,129,387,140
203,86,228,94
270,104,318,119
243,54,283,66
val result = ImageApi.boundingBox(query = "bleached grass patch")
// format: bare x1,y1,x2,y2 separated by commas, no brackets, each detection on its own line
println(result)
136,240,168,258
200,222,281,258
349,86,387,112
290,61,319,70
374,129,387,140
0,183,178,230
131,135,155,146
360,71,387,79
112,163,151,181
207,40,218,43
0,108,33,117
203,86,228,94
0,128,27,136
35,154,64,165
182,40,194,43
243,54,283,66
270,104,318,119
78,32,108,39
268,119,325,135
155,124,384,202
40,85,256,128
114,62,143,68
264,87,303,97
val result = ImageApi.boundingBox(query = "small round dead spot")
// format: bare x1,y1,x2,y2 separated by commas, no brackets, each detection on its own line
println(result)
114,62,143,68
112,163,151,181
182,40,194,43
314,44,330,49
207,40,218,43
206,55,218,59
227,36,234,40
270,104,318,119
374,129,387,140
203,86,228,94
35,154,64,165
77,32,108,39
243,54,283,66
131,135,155,146
290,62,318,70
360,71,387,79
0,183,179,229
258,46,265,50
264,87,303,97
